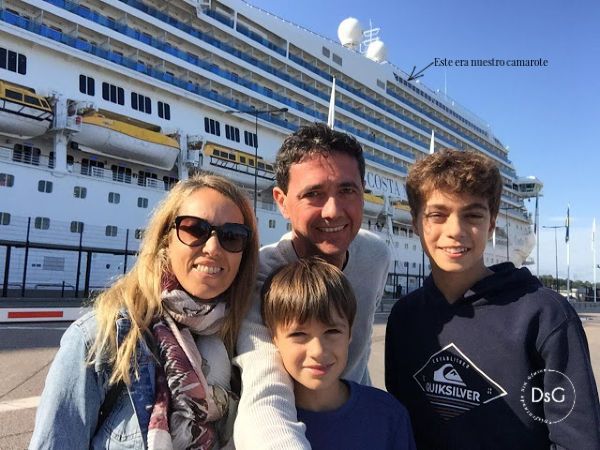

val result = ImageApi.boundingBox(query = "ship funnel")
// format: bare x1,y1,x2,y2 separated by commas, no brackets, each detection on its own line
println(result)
338,18,363,50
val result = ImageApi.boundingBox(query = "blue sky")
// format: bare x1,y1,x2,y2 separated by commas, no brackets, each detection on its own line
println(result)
248,0,600,282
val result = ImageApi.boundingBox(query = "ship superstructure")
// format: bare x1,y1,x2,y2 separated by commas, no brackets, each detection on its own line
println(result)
0,0,541,315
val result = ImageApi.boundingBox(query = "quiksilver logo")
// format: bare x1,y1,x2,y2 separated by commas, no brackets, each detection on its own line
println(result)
414,343,507,421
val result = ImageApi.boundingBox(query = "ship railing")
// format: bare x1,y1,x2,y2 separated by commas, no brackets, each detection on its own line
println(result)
0,214,142,252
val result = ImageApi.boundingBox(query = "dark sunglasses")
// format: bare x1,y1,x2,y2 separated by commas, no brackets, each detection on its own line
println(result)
173,216,251,253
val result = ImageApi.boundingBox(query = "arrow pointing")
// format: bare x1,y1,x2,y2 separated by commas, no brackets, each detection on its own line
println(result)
407,61,434,81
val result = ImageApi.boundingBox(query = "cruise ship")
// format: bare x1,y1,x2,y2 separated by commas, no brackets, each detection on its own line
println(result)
0,0,542,320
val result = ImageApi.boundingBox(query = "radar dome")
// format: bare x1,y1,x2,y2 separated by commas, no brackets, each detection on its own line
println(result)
338,18,363,49
366,40,387,63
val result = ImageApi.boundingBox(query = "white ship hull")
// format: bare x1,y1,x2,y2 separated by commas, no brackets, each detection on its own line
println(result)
0,0,540,318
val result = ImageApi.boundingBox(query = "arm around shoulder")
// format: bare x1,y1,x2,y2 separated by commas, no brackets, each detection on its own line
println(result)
234,284,309,450
29,318,106,450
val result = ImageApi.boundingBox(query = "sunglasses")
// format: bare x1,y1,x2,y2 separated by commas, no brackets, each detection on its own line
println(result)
173,216,251,253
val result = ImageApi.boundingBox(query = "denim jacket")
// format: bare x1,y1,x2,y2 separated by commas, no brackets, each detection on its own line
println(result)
30,311,156,450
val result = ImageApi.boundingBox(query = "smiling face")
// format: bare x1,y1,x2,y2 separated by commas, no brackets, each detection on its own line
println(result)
168,188,244,300
273,151,364,268
414,189,495,279
273,309,350,407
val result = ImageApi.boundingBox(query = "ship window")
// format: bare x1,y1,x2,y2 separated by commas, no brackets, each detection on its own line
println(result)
105,225,118,237
268,220,276,229
135,229,145,239
158,101,171,120
38,180,53,193
138,171,158,187
137,197,149,208
24,95,41,106
332,53,342,65
225,125,240,142
131,92,152,114
102,82,125,105
108,192,120,204
240,156,246,164
34,217,50,230
13,144,40,166
0,173,15,187
257,162,265,170
163,176,178,191
4,89,21,101
266,164,274,172
81,158,105,177
286,223,292,231
79,75,95,96
74,186,87,199
111,165,132,183
204,118,221,136
228,153,235,161
244,131,257,147
0,212,10,225
70,221,84,233
7,50,17,72
322,47,330,58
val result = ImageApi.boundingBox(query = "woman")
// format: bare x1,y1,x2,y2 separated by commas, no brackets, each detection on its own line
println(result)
30,174,258,449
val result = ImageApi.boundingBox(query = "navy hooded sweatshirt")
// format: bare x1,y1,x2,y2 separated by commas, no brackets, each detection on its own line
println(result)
385,263,600,450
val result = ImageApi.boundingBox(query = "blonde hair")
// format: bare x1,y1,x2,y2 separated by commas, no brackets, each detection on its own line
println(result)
89,174,258,385
261,257,357,335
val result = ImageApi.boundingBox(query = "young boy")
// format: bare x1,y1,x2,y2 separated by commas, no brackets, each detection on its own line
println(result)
386,149,600,449
262,257,416,450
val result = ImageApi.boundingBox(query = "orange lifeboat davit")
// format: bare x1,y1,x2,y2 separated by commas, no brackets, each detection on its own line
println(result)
0,80,53,139
73,112,180,170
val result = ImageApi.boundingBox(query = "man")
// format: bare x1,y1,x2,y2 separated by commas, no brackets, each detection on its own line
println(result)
234,123,391,449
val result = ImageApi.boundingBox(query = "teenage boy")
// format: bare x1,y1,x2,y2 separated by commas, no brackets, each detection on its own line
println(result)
386,149,600,449
235,123,391,449
262,257,416,450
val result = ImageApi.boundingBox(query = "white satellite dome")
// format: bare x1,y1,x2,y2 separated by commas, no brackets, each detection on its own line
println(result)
338,18,363,49
366,40,388,63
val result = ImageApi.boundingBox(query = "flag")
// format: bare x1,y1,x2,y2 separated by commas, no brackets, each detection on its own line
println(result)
565,205,570,243
429,129,435,154
327,77,336,129
492,228,496,248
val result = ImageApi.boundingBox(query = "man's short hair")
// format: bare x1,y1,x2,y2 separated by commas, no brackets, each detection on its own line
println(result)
406,149,503,218
261,257,357,334
275,122,365,193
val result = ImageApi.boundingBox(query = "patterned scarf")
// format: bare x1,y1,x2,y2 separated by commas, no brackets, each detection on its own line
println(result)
147,274,237,450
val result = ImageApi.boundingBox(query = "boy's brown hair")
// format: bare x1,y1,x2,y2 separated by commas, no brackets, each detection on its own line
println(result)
261,257,357,334
406,149,503,218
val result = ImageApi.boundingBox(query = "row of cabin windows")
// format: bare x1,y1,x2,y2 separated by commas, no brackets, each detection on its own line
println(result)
0,214,144,239
1,173,151,208
80,75,171,119
205,118,258,148
0,47,27,74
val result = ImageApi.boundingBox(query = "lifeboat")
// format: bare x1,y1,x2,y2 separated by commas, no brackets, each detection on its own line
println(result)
0,80,52,139
73,112,180,170
203,142,276,190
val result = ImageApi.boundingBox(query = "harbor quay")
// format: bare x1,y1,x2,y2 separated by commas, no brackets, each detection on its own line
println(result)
0,310,599,449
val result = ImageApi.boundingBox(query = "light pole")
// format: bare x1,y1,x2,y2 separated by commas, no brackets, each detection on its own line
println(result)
226,106,288,213
543,225,566,293
499,205,524,263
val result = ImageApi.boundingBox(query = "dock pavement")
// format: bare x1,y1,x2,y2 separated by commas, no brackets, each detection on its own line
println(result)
0,312,599,449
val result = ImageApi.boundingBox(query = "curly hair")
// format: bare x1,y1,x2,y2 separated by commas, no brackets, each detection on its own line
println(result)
406,149,502,218
275,122,365,193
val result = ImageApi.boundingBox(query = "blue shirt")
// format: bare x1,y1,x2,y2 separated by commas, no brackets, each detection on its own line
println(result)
297,380,416,450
